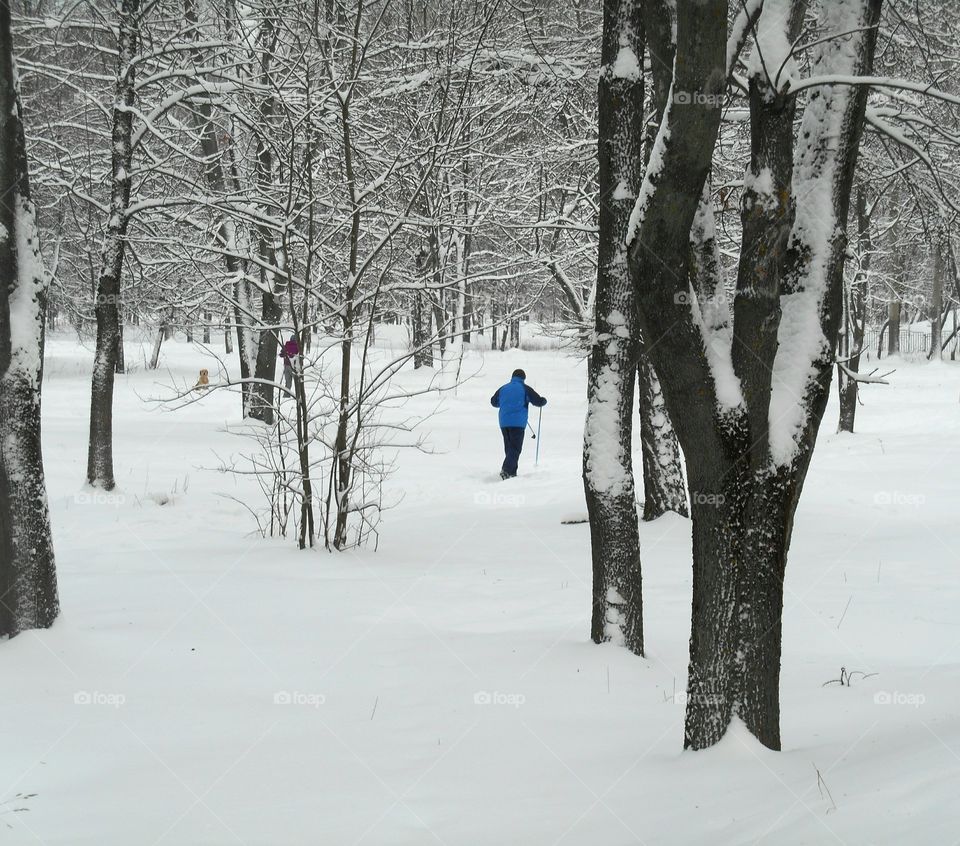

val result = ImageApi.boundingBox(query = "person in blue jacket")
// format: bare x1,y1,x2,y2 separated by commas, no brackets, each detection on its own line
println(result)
490,368,547,479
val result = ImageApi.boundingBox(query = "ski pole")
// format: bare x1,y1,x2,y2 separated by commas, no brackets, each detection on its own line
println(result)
534,409,542,464
527,421,537,439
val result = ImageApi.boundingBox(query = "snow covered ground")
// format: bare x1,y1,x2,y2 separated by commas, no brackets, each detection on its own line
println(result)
4,333,960,844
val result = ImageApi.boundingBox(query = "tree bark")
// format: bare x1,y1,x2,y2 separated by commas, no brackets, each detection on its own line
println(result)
248,14,283,425
86,0,139,489
638,354,687,520
584,0,645,655
930,237,944,361
412,287,431,368
627,0,881,750
838,188,870,432
0,0,60,637
887,299,901,356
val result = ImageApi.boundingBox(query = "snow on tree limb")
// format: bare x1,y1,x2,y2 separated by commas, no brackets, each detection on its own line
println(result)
769,0,880,467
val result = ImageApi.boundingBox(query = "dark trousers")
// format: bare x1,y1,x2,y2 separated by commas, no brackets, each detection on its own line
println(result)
501,427,525,476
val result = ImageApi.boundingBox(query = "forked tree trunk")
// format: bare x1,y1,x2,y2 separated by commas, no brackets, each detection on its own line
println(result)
627,0,881,751
584,0,645,654
86,0,139,489
0,0,59,637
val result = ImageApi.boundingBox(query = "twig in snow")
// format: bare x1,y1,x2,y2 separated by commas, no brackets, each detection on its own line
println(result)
822,666,878,687
837,595,853,629
1,793,37,829
814,765,837,814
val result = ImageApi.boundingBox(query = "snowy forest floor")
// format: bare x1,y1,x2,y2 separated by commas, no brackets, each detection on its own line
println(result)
4,332,960,845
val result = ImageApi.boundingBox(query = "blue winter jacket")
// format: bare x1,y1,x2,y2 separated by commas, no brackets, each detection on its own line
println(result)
490,376,547,429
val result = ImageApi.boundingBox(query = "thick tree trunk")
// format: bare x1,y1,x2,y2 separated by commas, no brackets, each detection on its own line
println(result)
627,0,881,751
0,0,59,637
684,463,798,750
86,0,139,489
584,0,644,654
638,353,687,520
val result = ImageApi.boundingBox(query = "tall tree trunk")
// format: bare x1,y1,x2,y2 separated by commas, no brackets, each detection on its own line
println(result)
0,0,60,637
185,0,254,411
838,188,870,432
635,0,687,523
627,0,881,751
328,47,361,551
930,237,944,361
248,15,282,425
86,0,139,489
584,0,645,655
218,0,257,400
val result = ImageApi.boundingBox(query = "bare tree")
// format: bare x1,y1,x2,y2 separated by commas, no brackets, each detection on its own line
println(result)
85,0,140,489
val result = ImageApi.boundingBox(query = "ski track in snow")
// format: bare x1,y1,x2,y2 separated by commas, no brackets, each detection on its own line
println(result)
3,330,960,844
